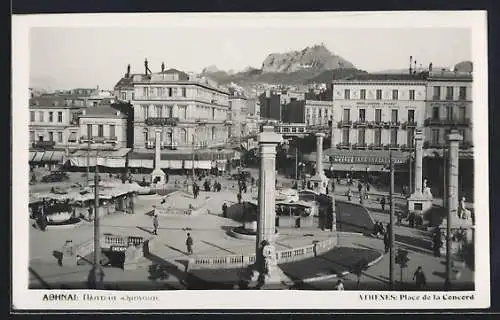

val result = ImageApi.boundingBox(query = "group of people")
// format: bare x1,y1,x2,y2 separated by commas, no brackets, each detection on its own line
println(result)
203,179,222,192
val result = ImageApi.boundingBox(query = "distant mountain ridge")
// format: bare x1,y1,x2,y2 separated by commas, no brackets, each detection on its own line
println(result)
200,44,361,85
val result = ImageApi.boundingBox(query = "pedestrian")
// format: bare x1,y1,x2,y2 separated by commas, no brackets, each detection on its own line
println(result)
413,266,427,290
373,222,380,237
383,232,390,253
358,182,362,194
433,231,442,257
347,188,352,201
152,214,159,235
237,192,242,204
186,233,193,255
380,197,386,211
408,211,415,228
222,202,228,218
334,279,344,290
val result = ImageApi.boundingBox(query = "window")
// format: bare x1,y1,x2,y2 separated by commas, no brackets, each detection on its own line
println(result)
374,128,381,145
446,106,453,121
121,92,127,100
144,130,149,146
98,124,104,137
57,132,63,143
142,105,149,119
343,109,350,121
182,87,187,97
344,89,350,100
446,86,454,100
212,108,216,120
69,132,77,142
432,107,440,120
407,128,415,148
392,90,399,100
30,131,35,141
459,87,467,100
179,105,187,119
87,124,92,138
409,90,415,100
319,109,322,117
172,88,178,97
358,128,366,145
48,132,54,141
39,111,44,122
390,128,398,145
359,109,366,122
58,111,63,123
168,88,173,97
110,125,116,138
156,105,162,118
431,129,440,145
391,109,398,123
360,89,366,100
282,127,290,133
342,128,350,144
30,111,35,122
375,109,382,122
143,87,148,97
49,112,53,122
459,107,466,121
407,110,415,123
376,89,382,100
433,86,441,100
167,105,173,118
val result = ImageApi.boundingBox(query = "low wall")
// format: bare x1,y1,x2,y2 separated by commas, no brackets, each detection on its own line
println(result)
187,236,337,271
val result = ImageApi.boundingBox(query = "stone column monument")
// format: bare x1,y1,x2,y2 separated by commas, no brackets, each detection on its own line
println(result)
407,129,433,214
447,131,462,221
151,128,166,185
310,133,329,194
242,126,291,289
330,123,335,149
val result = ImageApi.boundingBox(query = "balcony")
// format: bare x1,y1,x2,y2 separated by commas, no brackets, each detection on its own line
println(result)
388,121,401,128
336,142,351,150
372,143,384,150
79,136,117,144
32,141,56,149
424,118,471,127
337,120,352,128
423,141,444,149
353,143,368,150
460,141,473,149
353,120,367,128
145,117,180,126
402,121,417,129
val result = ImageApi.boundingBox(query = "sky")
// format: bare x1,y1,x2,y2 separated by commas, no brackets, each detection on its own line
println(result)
30,27,471,90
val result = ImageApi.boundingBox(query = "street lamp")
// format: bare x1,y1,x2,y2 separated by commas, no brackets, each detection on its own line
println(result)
191,120,207,183
389,150,396,290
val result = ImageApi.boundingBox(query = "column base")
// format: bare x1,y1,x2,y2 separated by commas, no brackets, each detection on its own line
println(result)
407,192,433,214
151,168,166,185
309,174,329,195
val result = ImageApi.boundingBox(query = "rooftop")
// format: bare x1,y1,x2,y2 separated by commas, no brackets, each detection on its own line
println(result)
29,97,82,109
335,73,428,82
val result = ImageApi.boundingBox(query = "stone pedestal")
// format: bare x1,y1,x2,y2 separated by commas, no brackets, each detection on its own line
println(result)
151,129,166,185
310,133,329,195
407,130,433,214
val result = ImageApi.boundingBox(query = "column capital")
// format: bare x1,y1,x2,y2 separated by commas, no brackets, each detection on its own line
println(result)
447,131,463,142
155,128,162,134
258,126,283,145
315,132,326,138
414,130,424,141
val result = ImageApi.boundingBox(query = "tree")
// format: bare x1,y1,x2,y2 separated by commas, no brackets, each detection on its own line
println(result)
352,258,369,289
395,249,410,288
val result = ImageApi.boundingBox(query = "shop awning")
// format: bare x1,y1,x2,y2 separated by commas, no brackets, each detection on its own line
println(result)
50,151,65,162
66,148,131,168
31,152,44,163
29,151,36,162
41,151,54,162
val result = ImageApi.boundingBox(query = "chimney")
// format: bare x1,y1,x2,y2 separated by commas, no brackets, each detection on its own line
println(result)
429,62,433,72
161,62,165,73
409,56,413,75
414,60,417,75
126,64,131,77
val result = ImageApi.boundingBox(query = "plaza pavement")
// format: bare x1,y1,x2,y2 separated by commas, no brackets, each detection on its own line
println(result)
28,170,474,290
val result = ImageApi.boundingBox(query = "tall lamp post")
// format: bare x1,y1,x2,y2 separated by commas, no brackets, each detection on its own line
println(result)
389,150,396,290
191,121,207,183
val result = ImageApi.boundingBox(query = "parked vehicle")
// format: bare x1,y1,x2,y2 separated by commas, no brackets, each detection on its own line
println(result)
41,171,69,183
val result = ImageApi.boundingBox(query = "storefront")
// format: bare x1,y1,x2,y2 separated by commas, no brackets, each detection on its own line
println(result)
29,150,65,169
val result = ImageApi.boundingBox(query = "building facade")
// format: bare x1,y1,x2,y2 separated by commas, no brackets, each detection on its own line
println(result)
331,74,427,152
78,105,128,150
131,69,231,152
29,96,81,150
423,70,473,151
229,93,247,138
305,100,333,126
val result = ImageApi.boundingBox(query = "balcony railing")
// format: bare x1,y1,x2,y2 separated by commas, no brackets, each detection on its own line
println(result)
353,143,368,149
32,141,56,149
79,136,117,144
145,117,180,126
402,121,417,129
388,121,400,128
424,118,471,127
388,143,400,150
353,120,367,128
423,141,444,149
336,142,351,149
337,120,352,128
372,143,384,150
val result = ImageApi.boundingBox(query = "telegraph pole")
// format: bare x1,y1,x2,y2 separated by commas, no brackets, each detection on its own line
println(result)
389,149,396,290
87,137,91,186
295,142,299,183
192,133,196,183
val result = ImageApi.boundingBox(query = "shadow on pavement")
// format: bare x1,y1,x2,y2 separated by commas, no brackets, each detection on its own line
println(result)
395,234,432,250
201,240,236,254
143,251,188,289
165,244,187,256
136,226,154,234
28,267,52,289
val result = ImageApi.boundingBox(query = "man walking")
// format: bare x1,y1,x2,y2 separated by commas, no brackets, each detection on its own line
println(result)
413,266,427,290
380,197,386,211
152,214,159,235
186,233,193,255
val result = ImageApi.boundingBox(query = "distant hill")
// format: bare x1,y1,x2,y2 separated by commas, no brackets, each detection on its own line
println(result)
454,61,473,73
201,44,361,86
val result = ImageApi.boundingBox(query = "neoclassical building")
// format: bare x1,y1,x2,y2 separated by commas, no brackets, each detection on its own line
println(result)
125,68,231,152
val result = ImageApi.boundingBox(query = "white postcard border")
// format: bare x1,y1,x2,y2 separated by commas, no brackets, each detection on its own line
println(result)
12,11,490,310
